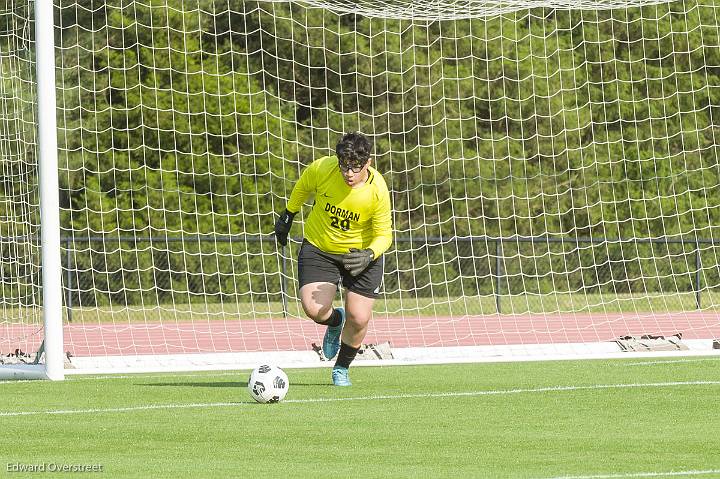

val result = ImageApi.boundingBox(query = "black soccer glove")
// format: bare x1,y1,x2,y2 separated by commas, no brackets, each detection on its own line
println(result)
274,209,296,246
342,248,374,276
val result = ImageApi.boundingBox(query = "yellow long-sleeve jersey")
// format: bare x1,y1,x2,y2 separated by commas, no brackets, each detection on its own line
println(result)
286,155,393,258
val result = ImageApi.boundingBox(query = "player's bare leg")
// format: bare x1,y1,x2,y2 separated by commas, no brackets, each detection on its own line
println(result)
300,281,346,360
341,291,375,347
331,290,375,386
299,281,337,323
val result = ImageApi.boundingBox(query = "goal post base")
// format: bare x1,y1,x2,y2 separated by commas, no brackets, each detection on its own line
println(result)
57,339,720,376
0,364,57,380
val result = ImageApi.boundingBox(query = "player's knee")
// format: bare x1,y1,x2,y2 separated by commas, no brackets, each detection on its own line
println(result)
346,310,371,329
301,302,333,323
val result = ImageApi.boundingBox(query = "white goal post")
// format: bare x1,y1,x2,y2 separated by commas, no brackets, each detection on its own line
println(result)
1,0,720,379
0,1,62,380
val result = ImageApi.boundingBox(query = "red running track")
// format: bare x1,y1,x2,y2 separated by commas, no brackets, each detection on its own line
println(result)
2,311,720,356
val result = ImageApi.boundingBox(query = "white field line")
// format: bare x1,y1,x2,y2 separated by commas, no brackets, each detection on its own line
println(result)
540,469,720,478
0,356,716,384
621,357,720,367
0,371,244,384
1,380,719,417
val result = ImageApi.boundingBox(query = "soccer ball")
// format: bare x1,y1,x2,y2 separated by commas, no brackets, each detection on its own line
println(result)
247,365,289,403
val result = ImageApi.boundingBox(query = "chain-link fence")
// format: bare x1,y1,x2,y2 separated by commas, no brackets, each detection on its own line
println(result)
55,235,720,320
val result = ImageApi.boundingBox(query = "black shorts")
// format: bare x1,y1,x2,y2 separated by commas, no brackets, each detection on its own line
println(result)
298,240,384,299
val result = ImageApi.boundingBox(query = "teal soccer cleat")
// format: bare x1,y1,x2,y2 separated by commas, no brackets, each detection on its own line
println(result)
332,366,352,386
322,307,345,360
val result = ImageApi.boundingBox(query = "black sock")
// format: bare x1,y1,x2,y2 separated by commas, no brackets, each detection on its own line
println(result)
316,308,342,327
335,342,360,369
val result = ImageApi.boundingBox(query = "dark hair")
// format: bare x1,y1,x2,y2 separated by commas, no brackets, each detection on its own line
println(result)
335,132,372,166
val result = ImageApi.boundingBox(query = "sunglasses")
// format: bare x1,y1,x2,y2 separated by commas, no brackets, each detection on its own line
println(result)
338,159,367,173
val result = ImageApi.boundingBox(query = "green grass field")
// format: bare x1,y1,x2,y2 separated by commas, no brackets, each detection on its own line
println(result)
3,358,720,478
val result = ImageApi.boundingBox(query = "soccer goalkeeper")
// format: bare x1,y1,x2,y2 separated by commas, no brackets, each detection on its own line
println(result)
274,132,392,386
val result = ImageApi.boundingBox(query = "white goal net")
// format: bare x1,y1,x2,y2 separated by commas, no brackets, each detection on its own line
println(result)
1,0,720,375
